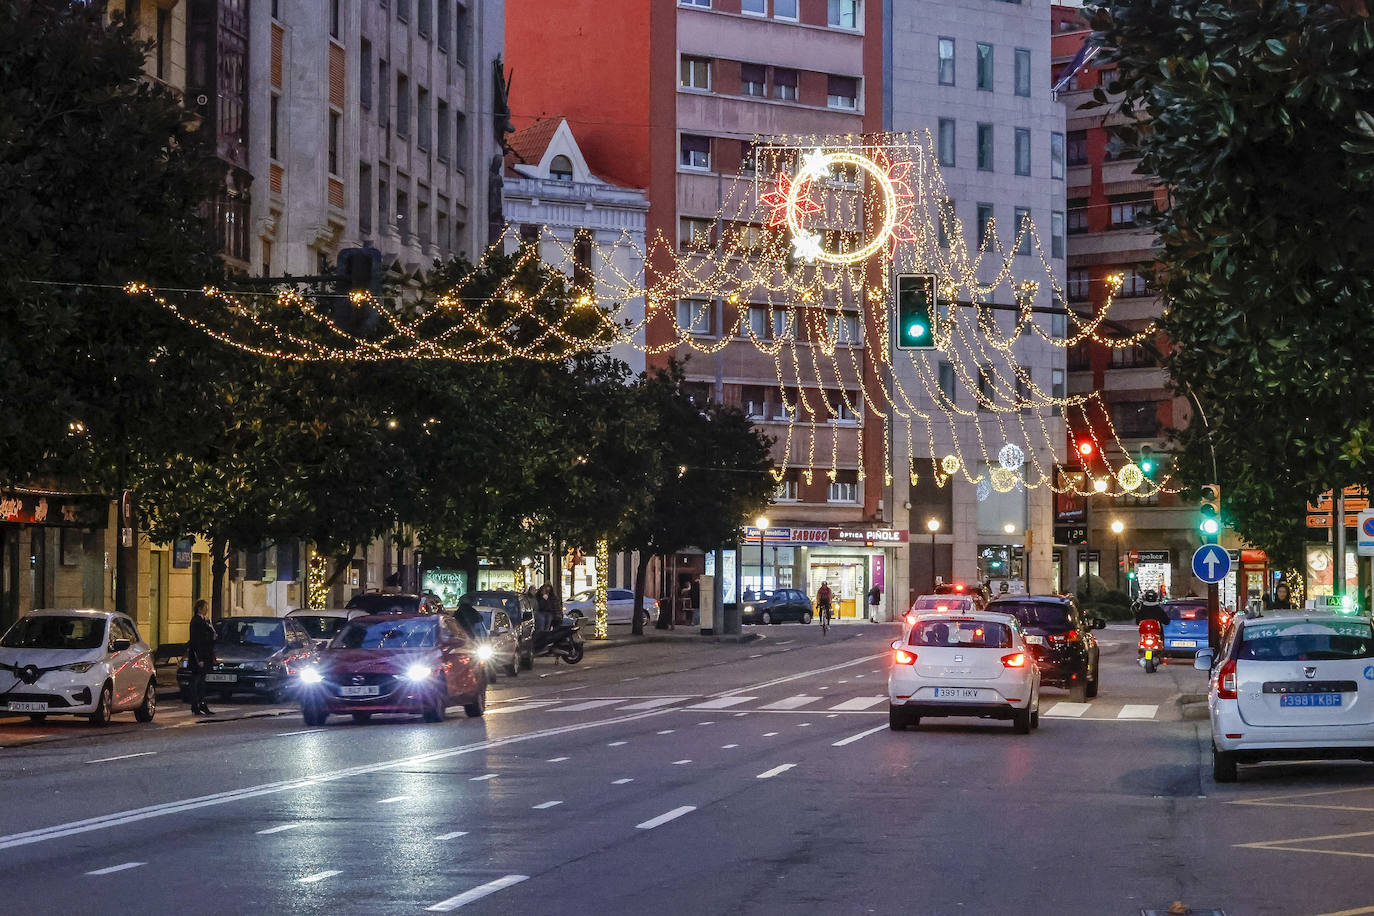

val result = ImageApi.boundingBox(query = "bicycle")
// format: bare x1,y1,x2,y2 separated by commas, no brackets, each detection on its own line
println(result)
819,602,832,635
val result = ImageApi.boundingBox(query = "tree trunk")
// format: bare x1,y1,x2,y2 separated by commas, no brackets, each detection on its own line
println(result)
115,492,138,618
631,550,651,637
655,553,671,629
550,541,563,600
210,535,228,622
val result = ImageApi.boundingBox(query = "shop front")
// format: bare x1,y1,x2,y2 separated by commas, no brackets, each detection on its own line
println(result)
0,489,109,633
810,528,905,621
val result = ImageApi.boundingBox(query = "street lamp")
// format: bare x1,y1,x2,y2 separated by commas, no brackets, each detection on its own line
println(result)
755,516,769,595
926,518,940,594
1110,519,1125,591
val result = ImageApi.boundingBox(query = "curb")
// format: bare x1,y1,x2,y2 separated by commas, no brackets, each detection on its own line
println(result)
1177,691,1209,721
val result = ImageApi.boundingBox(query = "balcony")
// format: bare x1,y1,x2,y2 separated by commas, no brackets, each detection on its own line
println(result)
1065,227,1156,265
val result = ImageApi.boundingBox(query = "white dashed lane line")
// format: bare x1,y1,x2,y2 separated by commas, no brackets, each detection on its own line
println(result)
612,778,633,785
608,741,628,747
86,862,144,876
763,732,779,737
832,724,888,747
85,752,157,765
256,824,300,835
546,756,570,763
470,773,498,781
532,800,564,810
721,744,739,749
756,764,797,780
299,870,342,884
657,729,676,735
435,831,468,840
378,795,409,804
636,806,696,830
275,728,326,737
426,875,529,911
672,759,692,765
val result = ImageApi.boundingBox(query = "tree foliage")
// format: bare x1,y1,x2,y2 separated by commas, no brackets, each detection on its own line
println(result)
1088,0,1374,565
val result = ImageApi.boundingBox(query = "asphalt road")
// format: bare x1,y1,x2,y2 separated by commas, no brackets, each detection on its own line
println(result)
4,623,1374,915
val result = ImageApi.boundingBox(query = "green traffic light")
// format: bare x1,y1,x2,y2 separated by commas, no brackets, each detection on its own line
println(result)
1199,518,1219,535
1127,571,1137,580
1140,459,1154,474
908,321,927,340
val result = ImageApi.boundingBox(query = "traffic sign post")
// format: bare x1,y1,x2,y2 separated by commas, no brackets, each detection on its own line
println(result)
1192,545,1231,584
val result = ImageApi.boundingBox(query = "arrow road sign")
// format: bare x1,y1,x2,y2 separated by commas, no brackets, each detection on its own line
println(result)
1191,545,1232,584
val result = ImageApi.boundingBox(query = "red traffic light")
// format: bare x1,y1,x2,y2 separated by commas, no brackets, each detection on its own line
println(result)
1076,439,1095,457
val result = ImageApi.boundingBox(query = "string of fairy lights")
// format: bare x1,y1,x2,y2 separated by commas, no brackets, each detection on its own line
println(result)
121,129,1171,501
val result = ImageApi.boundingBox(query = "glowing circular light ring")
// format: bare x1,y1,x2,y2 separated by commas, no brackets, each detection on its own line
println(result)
940,454,962,475
990,467,1018,493
784,151,900,265
976,480,992,503
1117,463,1145,493
997,444,1025,470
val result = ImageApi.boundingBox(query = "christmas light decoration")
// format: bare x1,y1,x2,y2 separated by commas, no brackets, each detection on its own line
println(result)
594,541,609,641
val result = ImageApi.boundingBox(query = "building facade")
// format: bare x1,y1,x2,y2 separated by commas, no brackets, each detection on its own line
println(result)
884,0,1068,603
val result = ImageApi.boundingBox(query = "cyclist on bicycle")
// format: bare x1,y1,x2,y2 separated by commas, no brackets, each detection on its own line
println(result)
817,581,833,628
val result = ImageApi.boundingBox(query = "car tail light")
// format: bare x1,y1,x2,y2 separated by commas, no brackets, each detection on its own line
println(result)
893,649,917,665
904,613,916,625
1047,629,1080,645
1216,656,1238,700
1001,652,1028,668
954,584,965,592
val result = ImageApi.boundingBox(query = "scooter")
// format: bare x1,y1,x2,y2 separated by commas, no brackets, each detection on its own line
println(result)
528,615,585,665
1138,618,1163,673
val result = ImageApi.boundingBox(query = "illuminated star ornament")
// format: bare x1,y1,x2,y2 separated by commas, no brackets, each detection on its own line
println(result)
791,229,824,262
759,171,821,228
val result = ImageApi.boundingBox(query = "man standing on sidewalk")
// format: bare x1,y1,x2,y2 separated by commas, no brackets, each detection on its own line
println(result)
187,599,217,716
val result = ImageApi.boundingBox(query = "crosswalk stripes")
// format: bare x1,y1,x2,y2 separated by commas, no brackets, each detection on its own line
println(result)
1043,702,1090,718
1116,704,1158,719
687,696,756,710
759,696,822,710
556,700,625,713
616,698,686,710
827,696,887,712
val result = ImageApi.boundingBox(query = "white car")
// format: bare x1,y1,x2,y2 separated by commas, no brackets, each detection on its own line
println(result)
0,609,158,726
1198,611,1374,782
565,588,658,626
888,611,1040,733
286,607,370,649
905,594,978,626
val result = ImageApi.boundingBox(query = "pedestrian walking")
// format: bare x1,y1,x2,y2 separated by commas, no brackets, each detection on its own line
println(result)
187,599,217,716
866,584,882,623
535,583,559,632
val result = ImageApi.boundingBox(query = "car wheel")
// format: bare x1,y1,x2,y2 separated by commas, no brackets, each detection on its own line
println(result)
29,713,46,723
1069,679,1088,703
351,712,372,724
760,611,773,625
423,691,448,723
464,685,487,718
802,611,813,624
1086,667,1099,699
89,684,113,727
505,656,519,677
302,705,327,727
1031,709,1039,729
1013,706,1032,734
134,681,157,723
1213,746,1238,783
889,705,913,731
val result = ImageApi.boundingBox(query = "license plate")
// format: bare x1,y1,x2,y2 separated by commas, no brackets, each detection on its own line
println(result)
340,685,380,697
204,673,237,683
7,702,47,713
934,687,982,700
1144,650,1153,659
1172,639,1197,648
1023,635,1044,645
1281,693,1343,708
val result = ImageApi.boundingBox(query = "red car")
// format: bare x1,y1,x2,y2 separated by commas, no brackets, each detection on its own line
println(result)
298,613,487,725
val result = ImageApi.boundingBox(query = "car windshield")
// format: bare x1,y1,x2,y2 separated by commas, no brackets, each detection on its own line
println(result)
334,618,437,649
477,610,494,629
1165,602,1206,621
994,602,1072,631
910,619,1013,648
913,596,971,611
745,590,775,602
218,620,286,647
291,615,347,640
1237,620,1374,661
0,615,106,650
345,594,420,615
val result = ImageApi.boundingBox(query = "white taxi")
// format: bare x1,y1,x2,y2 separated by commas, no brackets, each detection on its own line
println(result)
1199,611,1374,782
888,611,1040,733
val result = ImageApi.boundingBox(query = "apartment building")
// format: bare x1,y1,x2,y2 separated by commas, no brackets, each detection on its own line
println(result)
885,0,1069,599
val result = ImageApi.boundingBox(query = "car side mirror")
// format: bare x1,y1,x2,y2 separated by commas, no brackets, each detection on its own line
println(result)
1092,617,1106,630
890,639,903,651
111,638,131,652
1194,648,1215,671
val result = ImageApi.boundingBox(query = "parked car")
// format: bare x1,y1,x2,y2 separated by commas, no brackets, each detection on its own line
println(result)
0,609,158,727
741,589,814,625
986,594,1104,702
286,608,370,650
344,591,446,616
460,591,530,674
1199,610,1374,782
565,588,658,627
474,608,522,677
1161,599,1209,656
298,612,488,724
888,611,1041,733
177,616,319,703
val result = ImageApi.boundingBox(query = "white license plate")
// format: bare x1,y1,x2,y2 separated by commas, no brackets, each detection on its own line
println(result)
7,702,47,713
934,687,983,700
340,685,380,697
1023,635,1044,645
1172,639,1197,648
204,673,237,683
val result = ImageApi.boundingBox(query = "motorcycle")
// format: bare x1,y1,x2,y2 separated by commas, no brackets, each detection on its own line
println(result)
1138,618,1163,673
526,614,585,665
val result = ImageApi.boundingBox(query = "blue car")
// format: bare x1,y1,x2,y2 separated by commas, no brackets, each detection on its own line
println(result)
1161,599,1208,655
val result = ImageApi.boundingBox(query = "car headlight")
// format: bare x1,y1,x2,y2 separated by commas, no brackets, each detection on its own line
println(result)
744,605,754,614
475,645,494,662
60,662,95,674
404,664,432,681
299,668,324,684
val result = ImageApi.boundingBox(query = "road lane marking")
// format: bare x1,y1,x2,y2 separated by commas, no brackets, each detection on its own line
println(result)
378,795,409,804
706,653,886,699
697,721,714,726
657,729,676,734
734,712,749,717
832,724,888,746
673,759,692,765
1043,702,1090,718
636,806,696,830
749,654,762,658
608,741,627,746
617,698,685,710
546,756,570,762
86,752,157,764
256,824,300,835
276,728,326,737
722,744,738,749
756,764,796,779
829,696,887,712
1238,828,1374,860
298,870,342,884
427,875,529,911
689,696,756,710
484,701,562,715
763,732,779,737
797,723,811,727
1117,704,1157,719
557,700,624,712
435,831,468,840
532,800,563,809
86,862,144,876
1312,906,1374,916
760,696,820,710
470,774,497,781
612,778,633,785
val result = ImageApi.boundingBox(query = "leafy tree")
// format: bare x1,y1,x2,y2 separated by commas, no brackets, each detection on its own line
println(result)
1087,0,1374,567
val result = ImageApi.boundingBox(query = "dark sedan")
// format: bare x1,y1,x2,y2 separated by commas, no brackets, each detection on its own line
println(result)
176,616,318,703
987,595,1104,702
741,589,814,625
298,613,488,725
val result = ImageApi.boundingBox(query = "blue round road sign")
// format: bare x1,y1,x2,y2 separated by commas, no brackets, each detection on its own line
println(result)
1363,517,1374,537
1191,545,1231,584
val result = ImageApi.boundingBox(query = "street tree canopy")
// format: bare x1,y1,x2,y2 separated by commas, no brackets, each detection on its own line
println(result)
1087,0,1374,566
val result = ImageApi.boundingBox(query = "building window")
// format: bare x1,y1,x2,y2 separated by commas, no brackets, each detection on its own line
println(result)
1051,211,1065,258
1067,200,1089,235
1109,196,1151,228
1051,368,1065,416
155,7,170,79
360,39,373,108
680,217,713,249
396,73,409,137
938,361,956,400
572,229,593,289
418,195,430,245
831,312,861,345
417,86,430,150
1051,310,1067,339
680,134,711,170
1066,130,1088,166
827,75,858,110
681,56,711,91
976,42,993,91
359,163,373,234
774,0,799,20
977,365,995,409
775,476,798,501
1111,401,1160,437
437,208,449,251
453,2,468,63
330,0,340,38
976,123,993,171
828,0,858,29
742,0,766,13
379,176,389,228
743,307,769,339
1014,48,1031,97
418,0,431,37
772,309,790,339
550,154,573,180
1067,268,1090,301
677,299,712,336
937,197,954,248
328,111,341,175
827,390,860,422
1051,131,1065,179
1014,127,1031,176
739,63,766,97
437,100,450,161
397,0,409,21
396,183,409,238
1119,268,1151,297
1068,340,1091,371
1014,207,1031,255
773,68,798,101
269,95,279,160
938,37,955,85
828,475,858,504
741,385,768,418
438,1,450,50
977,202,994,249
454,111,467,170
378,59,389,127
681,0,710,6
937,119,956,167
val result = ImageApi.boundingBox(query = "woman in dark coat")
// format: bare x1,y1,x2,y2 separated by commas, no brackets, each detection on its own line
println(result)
186,599,217,716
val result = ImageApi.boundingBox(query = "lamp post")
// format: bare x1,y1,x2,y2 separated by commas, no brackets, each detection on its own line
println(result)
926,518,940,593
755,516,770,594
1110,519,1125,591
